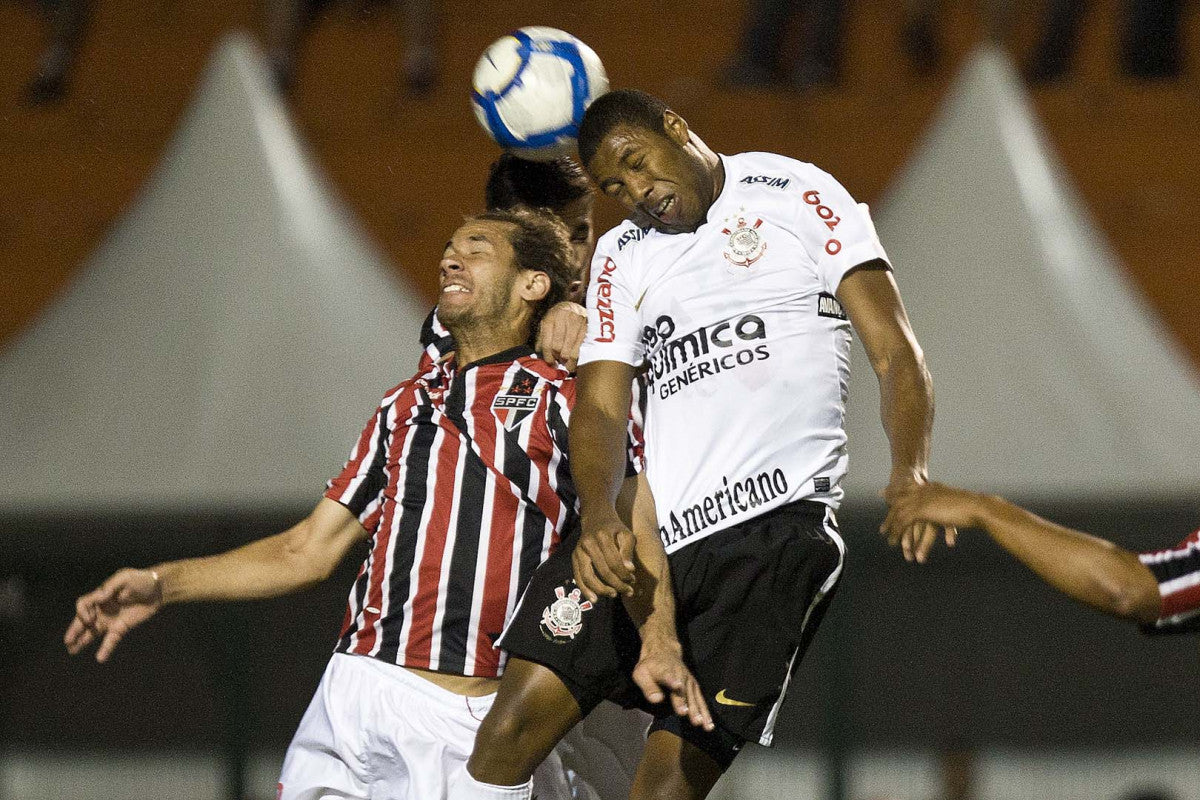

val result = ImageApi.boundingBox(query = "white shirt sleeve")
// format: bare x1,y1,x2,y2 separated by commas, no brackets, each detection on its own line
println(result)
791,166,891,295
578,242,645,367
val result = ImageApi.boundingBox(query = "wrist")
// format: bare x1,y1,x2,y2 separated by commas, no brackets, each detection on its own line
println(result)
149,563,171,605
888,466,928,487
975,494,1008,529
580,503,621,531
638,625,682,656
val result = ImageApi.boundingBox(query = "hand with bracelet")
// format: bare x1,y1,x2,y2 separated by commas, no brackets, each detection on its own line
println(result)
65,567,166,663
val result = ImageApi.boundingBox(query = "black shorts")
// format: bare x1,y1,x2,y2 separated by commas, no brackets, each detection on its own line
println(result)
498,499,845,769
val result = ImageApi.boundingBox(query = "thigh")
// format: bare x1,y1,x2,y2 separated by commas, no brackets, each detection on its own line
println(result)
629,730,724,800
674,504,845,748
556,703,651,800
497,536,641,711
468,657,585,785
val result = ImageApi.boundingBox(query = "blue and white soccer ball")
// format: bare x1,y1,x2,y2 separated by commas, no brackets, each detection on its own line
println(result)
471,27,609,161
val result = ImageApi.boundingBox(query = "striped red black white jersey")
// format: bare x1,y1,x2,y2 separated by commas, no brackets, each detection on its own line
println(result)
325,345,636,677
1139,527,1200,633
417,305,648,470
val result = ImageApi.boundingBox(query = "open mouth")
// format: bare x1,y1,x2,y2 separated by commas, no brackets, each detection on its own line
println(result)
651,195,676,220
441,284,470,295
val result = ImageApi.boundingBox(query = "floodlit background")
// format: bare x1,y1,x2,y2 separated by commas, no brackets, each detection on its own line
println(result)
2,2,1199,799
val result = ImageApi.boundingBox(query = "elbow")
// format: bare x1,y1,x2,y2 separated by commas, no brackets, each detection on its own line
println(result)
874,343,929,388
1091,555,1161,624
283,521,340,588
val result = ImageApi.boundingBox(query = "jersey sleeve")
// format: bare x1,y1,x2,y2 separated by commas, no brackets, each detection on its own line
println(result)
1138,528,1200,634
578,241,645,368
791,166,891,295
324,398,396,531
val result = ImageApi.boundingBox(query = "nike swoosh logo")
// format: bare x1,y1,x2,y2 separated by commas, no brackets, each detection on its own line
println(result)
715,689,754,707
634,288,649,311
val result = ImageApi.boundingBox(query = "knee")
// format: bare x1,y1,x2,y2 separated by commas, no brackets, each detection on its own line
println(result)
474,705,542,753
468,705,547,781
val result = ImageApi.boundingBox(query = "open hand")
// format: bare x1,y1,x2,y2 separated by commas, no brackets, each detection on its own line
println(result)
64,568,163,663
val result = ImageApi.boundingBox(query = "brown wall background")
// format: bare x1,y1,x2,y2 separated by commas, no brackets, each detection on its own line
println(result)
3,0,1199,368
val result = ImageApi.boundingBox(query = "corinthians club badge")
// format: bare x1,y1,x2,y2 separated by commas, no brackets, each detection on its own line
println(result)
540,584,593,642
722,216,767,267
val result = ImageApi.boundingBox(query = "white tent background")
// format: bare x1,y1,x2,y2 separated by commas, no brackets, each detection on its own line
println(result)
0,34,427,515
842,46,1200,502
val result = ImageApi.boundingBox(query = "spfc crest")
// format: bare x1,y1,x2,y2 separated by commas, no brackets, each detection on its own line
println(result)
722,216,767,268
540,584,593,641
492,369,544,430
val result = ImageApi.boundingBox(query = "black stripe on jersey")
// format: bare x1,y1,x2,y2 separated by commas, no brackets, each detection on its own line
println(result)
336,565,372,653
546,389,579,501
438,374,486,674
439,449,489,673
516,504,550,610
1143,546,1200,585
375,398,437,662
346,404,393,517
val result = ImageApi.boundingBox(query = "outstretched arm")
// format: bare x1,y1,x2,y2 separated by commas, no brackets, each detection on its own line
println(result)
64,497,367,661
884,482,1161,623
837,263,949,563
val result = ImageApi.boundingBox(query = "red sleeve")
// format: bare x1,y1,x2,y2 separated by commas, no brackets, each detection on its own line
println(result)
324,385,405,529
1139,528,1200,633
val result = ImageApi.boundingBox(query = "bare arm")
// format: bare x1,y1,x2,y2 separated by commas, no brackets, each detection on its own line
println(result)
612,473,713,730
884,482,1161,623
837,263,947,562
569,359,639,598
65,497,367,661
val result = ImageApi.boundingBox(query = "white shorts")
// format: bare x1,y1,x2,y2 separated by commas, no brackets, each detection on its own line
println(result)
277,654,639,800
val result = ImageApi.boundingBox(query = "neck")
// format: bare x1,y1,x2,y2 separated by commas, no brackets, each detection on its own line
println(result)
450,318,531,367
691,133,724,206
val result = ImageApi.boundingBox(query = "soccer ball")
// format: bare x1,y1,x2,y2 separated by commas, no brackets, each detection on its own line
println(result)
471,27,609,161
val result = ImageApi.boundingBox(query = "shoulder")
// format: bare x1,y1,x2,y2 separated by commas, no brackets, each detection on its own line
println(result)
515,356,577,410
727,151,837,196
595,217,656,261
515,355,574,386
377,376,418,410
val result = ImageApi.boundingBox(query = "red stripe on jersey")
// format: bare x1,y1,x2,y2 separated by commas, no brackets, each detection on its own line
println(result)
1163,580,1200,620
472,440,521,674
351,402,414,656
528,401,568,530
404,428,461,668
325,409,380,504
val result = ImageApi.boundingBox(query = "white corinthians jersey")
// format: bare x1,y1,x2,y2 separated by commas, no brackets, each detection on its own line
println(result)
580,152,890,553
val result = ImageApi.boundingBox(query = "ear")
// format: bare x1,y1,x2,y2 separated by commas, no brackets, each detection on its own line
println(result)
518,270,551,304
662,111,690,147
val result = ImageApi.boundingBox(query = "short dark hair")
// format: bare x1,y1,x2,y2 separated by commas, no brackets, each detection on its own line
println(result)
484,153,591,213
473,207,574,325
577,89,671,167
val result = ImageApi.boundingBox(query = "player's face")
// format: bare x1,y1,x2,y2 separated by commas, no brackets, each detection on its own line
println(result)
554,194,595,302
587,118,711,234
437,220,527,328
